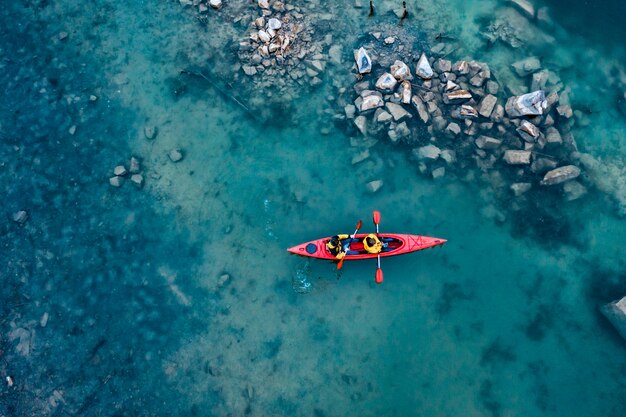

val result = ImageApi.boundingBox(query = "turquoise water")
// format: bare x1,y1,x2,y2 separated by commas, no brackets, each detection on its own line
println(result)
2,0,625,416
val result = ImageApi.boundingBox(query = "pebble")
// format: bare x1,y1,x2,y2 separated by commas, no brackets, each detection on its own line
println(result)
12,210,28,224
169,149,184,162
114,165,127,176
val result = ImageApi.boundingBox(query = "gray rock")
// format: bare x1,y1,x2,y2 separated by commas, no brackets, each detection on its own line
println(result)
563,181,587,201
376,110,393,123
445,80,458,91
385,102,412,121
503,150,532,165
446,122,461,136
411,96,430,123
144,126,158,140
391,60,412,80
109,176,124,187
375,72,398,92
416,53,434,80
415,145,441,161
470,73,485,87
531,70,549,91
169,149,184,162
486,80,499,95
477,94,497,118
354,47,372,74
491,104,505,123
435,58,452,73
601,296,626,342
130,174,144,188
475,135,502,150
505,90,547,117
531,158,558,174
510,182,532,196
267,18,281,30
511,57,541,77
545,127,562,145
540,165,581,185
516,120,542,142
366,180,383,193
354,115,367,135
557,104,573,119
113,165,127,176
440,149,456,164
432,116,447,131
395,121,411,138
12,210,28,224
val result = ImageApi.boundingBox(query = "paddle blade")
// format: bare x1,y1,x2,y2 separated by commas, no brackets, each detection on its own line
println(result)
375,268,384,284
337,257,345,270
356,220,363,230
373,210,381,225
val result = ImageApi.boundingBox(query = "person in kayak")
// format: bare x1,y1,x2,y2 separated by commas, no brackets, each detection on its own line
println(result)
363,233,383,254
327,234,350,259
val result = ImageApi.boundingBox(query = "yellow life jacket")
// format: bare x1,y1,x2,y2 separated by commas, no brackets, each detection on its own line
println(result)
363,233,383,254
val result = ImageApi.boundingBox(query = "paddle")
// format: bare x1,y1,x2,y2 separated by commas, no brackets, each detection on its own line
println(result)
372,210,383,284
337,220,362,270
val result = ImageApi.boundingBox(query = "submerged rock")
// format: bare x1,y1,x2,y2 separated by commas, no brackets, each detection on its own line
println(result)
510,182,532,196
563,181,587,201
415,145,441,161
366,180,383,193
267,18,281,30
510,0,535,19
129,157,141,174
114,165,127,176
601,296,626,342
144,126,158,140
169,149,184,162
503,150,532,165
505,90,547,117
12,210,28,224
511,57,541,77
354,115,367,135
131,174,144,188
416,53,434,80
475,135,502,150
540,165,581,185
354,47,372,74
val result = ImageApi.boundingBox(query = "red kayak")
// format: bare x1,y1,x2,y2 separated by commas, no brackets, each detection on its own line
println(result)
287,233,446,260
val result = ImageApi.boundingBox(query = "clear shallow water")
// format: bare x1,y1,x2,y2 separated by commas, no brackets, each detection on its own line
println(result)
1,0,625,416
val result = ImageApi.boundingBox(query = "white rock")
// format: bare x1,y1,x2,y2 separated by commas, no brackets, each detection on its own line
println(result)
505,90,547,117
169,149,184,162
209,0,222,9
503,150,532,165
540,165,581,185
375,72,398,92
390,60,412,80
267,18,282,30
113,165,127,176
254,17,265,28
354,115,367,135
400,80,411,104
416,53,434,79
258,30,271,43
384,36,395,45
258,0,269,9
109,176,123,187
385,102,412,121
360,95,384,112
354,47,372,74
601,296,626,341
366,180,383,193
415,145,441,161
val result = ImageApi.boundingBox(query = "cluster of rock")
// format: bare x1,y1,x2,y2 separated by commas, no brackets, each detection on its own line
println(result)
344,45,587,201
109,156,144,188
235,0,337,91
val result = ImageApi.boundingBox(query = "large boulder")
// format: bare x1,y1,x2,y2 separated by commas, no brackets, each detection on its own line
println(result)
540,165,581,185
601,296,626,342
505,90,547,117
354,47,372,74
